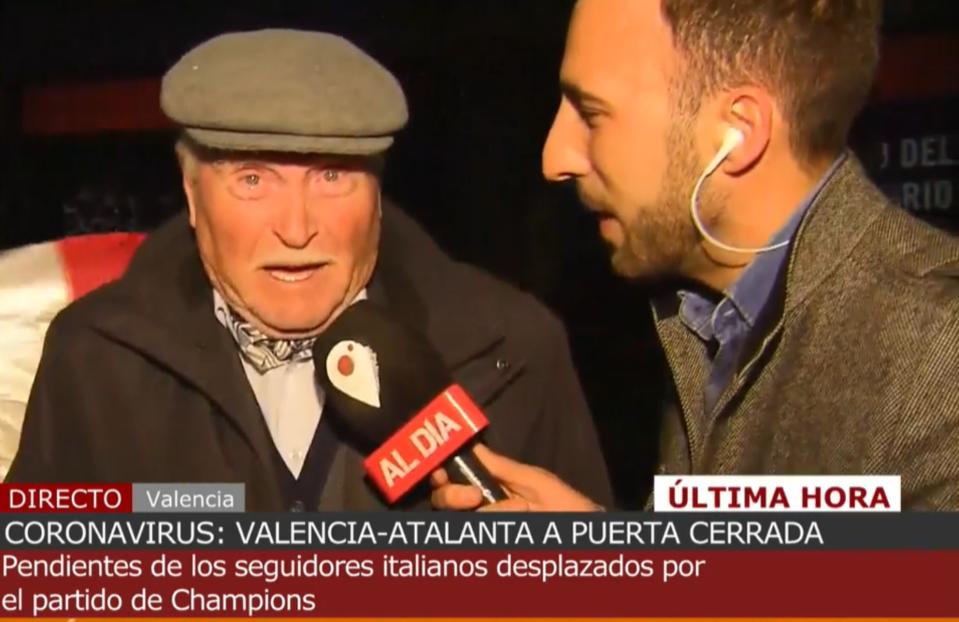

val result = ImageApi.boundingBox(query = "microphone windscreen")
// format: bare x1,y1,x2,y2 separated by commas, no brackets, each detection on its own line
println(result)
312,301,452,451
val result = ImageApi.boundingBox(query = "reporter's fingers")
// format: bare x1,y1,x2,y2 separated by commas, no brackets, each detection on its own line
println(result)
471,444,538,482
476,498,531,512
430,468,450,487
431,483,484,510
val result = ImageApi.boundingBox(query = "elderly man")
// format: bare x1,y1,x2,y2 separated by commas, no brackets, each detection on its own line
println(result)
433,0,959,511
7,30,613,511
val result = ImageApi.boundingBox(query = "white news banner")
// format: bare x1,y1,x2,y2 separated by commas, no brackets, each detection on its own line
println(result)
653,475,901,512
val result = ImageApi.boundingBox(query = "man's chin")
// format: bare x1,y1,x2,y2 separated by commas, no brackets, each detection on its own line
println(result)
253,311,336,340
610,255,646,280
609,246,671,283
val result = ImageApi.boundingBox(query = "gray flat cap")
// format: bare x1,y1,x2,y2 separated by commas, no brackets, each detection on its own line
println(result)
161,29,408,155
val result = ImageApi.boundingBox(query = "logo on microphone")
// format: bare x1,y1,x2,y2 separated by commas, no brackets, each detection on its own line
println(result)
363,385,489,503
325,340,381,408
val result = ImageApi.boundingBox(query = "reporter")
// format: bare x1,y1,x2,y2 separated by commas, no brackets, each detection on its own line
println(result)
435,0,959,511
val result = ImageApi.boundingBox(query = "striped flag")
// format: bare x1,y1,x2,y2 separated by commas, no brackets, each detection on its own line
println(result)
0,233,145,479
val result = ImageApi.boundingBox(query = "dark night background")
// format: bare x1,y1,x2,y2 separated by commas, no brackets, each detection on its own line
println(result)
1,1,957,508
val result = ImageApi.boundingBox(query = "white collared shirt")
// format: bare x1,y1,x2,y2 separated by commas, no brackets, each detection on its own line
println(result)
212,289,366,477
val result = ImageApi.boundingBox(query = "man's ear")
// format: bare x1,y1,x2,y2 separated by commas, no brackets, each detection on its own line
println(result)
718,88,774,175
181,169,198,228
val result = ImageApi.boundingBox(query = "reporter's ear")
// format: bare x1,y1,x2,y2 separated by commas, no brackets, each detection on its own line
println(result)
718,90,773,175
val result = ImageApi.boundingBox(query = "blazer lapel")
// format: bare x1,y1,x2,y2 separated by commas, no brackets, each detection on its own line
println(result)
651,295,710,466
710,156,889,420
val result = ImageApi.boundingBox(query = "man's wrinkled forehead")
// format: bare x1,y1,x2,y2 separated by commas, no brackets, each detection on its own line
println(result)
201,149,381,173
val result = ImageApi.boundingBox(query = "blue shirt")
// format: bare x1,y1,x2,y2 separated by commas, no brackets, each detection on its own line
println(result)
678,154,846,417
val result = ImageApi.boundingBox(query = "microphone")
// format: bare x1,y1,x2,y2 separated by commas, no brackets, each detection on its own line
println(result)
312,301,508,505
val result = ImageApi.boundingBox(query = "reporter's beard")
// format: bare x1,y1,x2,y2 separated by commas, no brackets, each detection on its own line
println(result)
609,151,702,282
609,207,698,281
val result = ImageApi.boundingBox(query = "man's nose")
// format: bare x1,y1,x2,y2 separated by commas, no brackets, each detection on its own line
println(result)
542,99,591,182
272,190,317,248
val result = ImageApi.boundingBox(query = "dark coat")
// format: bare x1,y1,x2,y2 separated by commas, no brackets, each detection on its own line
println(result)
653,156,959,509
7,202,613,511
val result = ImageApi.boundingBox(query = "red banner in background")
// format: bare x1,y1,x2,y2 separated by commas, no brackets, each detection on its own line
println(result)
874,34,959,103
17,34,958,139
21,78,174,136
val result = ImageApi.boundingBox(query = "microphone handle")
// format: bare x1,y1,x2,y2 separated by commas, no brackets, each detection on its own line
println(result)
443,442,509,504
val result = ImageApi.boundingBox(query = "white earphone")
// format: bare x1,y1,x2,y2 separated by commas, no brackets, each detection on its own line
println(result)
689,126,790,254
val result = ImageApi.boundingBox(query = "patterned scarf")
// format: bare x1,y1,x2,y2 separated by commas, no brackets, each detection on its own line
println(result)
213,291,315,373
228,315,316,373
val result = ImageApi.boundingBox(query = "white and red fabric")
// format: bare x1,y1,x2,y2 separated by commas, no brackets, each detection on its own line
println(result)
0,232,145,478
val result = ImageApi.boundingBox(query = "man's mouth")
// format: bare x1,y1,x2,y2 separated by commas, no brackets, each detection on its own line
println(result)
584,207,621,240
263,262,326,283
588,206,615,224
576,187,611,218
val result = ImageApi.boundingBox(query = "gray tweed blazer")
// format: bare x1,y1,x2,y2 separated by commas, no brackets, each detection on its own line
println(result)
652,155,959,509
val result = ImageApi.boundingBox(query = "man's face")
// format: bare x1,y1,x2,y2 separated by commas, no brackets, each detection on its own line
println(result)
184,152,381,338
542,0,706,281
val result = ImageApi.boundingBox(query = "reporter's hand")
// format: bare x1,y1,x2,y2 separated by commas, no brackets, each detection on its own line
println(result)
430,444,601,512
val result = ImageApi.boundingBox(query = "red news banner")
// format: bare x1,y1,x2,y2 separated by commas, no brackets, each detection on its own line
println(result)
0,484,132,513
0,481,957,618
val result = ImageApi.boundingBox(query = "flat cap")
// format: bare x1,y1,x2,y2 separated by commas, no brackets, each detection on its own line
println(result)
161,29,408,155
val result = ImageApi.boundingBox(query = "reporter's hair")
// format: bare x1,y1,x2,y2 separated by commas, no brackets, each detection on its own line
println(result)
661,0,882,165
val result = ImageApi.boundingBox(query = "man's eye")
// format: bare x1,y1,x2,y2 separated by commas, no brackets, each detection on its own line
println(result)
322,169,341,183
580,110,601,127
226,170,270,200
313,167,358,197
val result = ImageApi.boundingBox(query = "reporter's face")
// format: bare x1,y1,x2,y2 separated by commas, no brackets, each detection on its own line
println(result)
542,0,701,280
184,153,381,338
